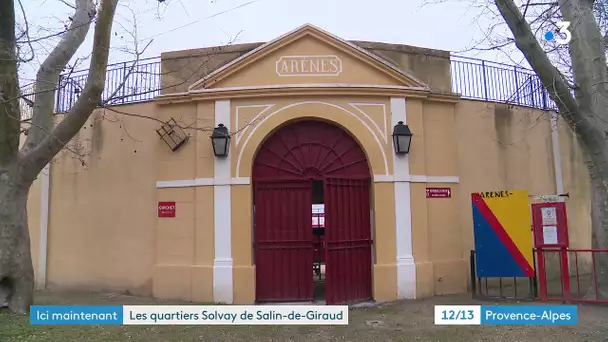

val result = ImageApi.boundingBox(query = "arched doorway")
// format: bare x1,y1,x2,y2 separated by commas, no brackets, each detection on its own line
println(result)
252,120,373,304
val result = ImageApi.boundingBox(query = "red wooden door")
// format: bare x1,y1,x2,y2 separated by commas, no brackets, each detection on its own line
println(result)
254,180,314,302
252,120,373,303
324,178,373,304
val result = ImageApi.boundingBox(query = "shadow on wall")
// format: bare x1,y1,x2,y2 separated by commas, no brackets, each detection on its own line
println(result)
35,103,159,296
456,101,556,253
559,119,592,250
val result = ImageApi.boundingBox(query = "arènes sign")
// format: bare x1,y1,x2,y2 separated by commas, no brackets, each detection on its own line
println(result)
276,55,342,77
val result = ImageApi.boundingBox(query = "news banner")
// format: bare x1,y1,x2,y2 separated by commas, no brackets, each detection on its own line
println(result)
29,304,577,325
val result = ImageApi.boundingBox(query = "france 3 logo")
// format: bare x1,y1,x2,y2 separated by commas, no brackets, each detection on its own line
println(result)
544,22,572,45
513,0,572,45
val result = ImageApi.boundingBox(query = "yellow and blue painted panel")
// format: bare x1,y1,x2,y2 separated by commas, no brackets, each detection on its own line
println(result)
472,190,534,277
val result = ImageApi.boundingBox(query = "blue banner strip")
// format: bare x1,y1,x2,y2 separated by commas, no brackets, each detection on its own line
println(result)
30,305,123,325
481,305,577,325
28,304,578,326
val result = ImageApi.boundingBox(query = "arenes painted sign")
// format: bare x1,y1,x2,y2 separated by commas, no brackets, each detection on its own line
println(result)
276,55,342,76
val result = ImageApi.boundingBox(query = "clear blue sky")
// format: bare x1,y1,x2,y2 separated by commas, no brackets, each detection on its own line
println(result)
18,0,528,84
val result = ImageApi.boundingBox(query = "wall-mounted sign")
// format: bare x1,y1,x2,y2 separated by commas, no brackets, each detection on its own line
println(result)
426,187,451,198
471,190,534,277
541,207,557,225
276,55,342,77
533,194,561,202
542,225,558,245
531,202,569,248
158,201,176,218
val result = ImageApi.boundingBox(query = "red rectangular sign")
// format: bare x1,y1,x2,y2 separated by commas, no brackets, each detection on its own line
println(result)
531,202,569,248
426,187,451,198
158,201,176,218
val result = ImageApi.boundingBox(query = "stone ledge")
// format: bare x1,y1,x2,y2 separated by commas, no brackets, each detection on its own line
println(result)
161,42,265,60
160,40,451,62
350,40,451,59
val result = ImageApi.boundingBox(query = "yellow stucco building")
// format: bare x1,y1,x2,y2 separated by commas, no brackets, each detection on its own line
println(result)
26,24,591,304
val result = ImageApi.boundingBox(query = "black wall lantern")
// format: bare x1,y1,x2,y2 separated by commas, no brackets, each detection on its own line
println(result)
211,123,230,157
392,121,413,154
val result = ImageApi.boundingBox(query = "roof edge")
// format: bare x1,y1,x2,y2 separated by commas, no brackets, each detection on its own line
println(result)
187,23,430,91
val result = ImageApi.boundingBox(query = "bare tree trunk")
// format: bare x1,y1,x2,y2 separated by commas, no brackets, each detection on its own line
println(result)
0,164,34,314
0,0,31,313
560,0,608,298
588,158,608,299
0,0,118,314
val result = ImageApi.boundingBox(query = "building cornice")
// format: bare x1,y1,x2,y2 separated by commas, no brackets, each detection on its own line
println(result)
154,84,460,104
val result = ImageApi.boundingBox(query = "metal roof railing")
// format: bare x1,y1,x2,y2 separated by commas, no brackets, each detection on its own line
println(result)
20,54,560,116
54,56,162,114
450,55,558,111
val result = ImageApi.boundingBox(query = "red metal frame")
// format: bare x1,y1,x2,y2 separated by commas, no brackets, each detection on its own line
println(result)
531,202,569,248
532,203,608,304
535,248,608,304
535,248,570,301
532,202,570,301
252,120,373,303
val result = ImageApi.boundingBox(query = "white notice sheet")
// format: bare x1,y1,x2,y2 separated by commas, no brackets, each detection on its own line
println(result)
543,225,558,245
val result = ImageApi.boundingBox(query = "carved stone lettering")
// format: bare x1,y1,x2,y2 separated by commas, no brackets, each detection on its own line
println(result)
276,55,342,76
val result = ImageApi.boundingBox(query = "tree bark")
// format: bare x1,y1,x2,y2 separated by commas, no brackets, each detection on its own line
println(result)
0,0,32,313
23,0,96,153
0,164,34,314
0,0,118,314
0,0,20,166
21,0,118,180
559,0,608,298
589,163,608,299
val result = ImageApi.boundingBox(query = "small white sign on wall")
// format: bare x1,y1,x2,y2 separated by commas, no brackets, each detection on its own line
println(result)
536,195,560,202
312,204,325,227
543,225,558,245
541,207,557,225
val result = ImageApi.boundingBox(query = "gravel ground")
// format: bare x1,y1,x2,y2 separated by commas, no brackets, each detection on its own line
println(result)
1,290,607,341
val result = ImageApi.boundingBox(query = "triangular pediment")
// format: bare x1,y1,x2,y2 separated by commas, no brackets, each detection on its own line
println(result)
188,24,429,91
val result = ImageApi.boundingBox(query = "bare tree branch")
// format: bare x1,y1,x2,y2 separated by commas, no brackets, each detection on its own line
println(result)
15,0,35,64
22,0,96,155
494,0,580,124
59,0,77,10
22,0,119,179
